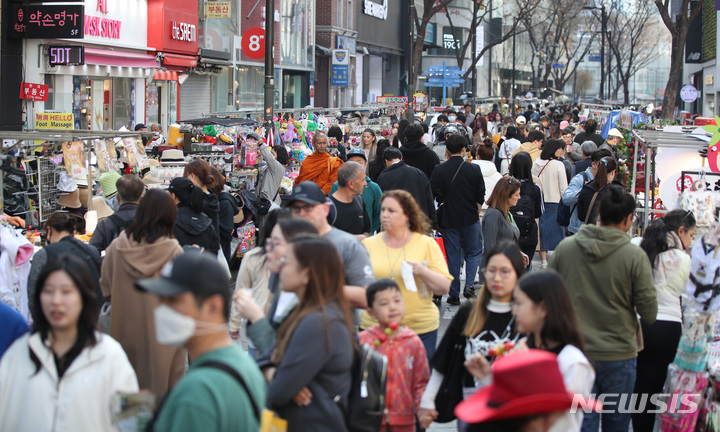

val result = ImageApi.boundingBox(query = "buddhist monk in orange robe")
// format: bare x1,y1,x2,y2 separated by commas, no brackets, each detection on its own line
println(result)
294,132,343,195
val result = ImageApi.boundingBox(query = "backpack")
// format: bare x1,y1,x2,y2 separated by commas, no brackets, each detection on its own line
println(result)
557,171,589,226
322,344,388,432
510,190,536,239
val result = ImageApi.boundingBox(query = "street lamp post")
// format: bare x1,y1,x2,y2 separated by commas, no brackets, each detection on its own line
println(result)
406,0,415,121
600,3,605,101
263,0,275,138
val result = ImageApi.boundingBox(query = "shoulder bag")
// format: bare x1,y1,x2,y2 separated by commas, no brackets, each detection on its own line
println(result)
583,191,600,225
437,162,465,227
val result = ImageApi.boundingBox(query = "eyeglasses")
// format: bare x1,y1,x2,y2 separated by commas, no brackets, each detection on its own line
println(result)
290,203,319,214
483,267,515,279
506,176,518,184
265,239,277,251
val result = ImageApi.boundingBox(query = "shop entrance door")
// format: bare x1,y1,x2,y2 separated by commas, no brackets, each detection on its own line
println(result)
147,81,176,134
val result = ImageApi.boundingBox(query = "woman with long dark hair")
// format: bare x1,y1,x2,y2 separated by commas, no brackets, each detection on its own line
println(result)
509,152,544,264
577,156,618,226
418,242,526,428
100,189,185,396
0,255,138,431
210,167,239,262
481,176,522,270
471,115,490,146
184,159,220,242
266,235,355,432
368,138,391,182
509,271,594,432
532,139,569,268
233,216,318,356
258,139,290,206
393,118,410,147
631,209,696,432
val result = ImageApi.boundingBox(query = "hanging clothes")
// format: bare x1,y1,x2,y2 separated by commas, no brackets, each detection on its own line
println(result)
0,224,34,322
686,238,720,312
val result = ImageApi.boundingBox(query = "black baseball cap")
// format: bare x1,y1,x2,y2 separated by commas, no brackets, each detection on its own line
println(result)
288,181,326,205
135,123,147,131
135,252,230,297
346,147,368,162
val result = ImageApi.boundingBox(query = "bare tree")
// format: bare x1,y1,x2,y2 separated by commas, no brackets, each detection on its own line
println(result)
655,0,704,118
414,0,543,98
520,0,596,94
604,0,658,104
576,69,594,98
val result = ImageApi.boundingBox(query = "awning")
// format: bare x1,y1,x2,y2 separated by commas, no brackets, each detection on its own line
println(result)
315,45,332,55
163,53,198,68
84,47,157,68
153,70,179,81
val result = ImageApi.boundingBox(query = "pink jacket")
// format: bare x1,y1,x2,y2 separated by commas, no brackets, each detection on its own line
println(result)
359,325,430,426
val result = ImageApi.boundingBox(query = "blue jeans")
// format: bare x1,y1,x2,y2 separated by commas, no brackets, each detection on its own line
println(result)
441,222,483,299
581,358,637,432
417,329,438,363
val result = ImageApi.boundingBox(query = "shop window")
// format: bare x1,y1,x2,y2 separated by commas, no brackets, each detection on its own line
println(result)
212,68,234,112
235,66,264,109
112,78,132,130
44,75,55,111
281,0,314,68
72,76,91,130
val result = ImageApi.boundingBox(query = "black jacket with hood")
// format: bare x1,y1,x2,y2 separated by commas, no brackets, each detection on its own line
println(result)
217,191,239,261
173,205,220,255
400,139,440,180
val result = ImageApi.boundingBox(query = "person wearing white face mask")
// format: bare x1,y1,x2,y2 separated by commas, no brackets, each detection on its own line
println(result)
136,252,266,432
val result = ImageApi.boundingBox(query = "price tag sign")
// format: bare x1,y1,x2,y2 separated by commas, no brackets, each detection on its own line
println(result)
242,27,265,59
48,45,84,66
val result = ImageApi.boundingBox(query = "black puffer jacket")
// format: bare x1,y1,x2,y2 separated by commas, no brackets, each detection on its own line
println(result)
399,139,440,180
217,191,239,261
173,205,220,255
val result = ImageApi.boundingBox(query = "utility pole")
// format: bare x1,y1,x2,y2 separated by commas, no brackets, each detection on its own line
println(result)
600,3,605,101
512,18,516,117
487,0,493,97
263,0,275,138
406,0,415,121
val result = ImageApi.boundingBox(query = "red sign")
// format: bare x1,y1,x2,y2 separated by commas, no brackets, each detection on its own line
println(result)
19,82,49,101
147,0,199,56
242,27,265,59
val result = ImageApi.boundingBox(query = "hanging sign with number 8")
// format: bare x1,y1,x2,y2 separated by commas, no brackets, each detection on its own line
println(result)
242,27,266,59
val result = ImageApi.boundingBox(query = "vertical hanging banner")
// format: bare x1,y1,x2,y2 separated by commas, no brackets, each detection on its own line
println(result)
332,49,349,86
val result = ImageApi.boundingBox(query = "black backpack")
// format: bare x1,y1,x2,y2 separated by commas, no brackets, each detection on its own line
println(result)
510,192,535,238
322,344,388,432
557,171,589,227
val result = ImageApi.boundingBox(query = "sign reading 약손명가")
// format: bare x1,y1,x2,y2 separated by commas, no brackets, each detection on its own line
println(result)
10,4,83,39
36,113,74,129
19,82,49,101
206,1,232,18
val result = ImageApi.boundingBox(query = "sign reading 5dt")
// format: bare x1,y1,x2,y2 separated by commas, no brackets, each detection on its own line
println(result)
48,45,84,66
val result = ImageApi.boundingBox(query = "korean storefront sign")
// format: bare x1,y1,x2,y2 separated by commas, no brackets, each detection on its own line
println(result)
83,0,148,49
10,5,83,39
206,1,232,18
376,96,408,108
332,50,349,87
36,113,75,129
147,0,199,56
20,83,49,102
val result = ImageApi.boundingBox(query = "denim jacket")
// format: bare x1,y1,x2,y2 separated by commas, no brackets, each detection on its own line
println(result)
561,168,594,234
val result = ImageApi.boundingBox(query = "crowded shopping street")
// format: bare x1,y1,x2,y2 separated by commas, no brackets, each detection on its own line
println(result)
1,0,719,431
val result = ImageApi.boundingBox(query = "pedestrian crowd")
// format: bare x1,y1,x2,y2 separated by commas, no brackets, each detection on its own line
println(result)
0,102,693,432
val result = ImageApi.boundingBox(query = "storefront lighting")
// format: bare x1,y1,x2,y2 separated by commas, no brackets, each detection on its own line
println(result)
81,109,87,113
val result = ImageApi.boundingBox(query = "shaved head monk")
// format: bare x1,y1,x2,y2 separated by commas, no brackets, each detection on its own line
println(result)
293,132,344,195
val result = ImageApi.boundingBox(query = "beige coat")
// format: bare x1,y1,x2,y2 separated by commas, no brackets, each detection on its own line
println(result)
101,231,184,397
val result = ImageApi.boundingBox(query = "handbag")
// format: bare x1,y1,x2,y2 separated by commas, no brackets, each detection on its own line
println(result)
434,340,465,423
437,162,465,228
98,302,111,333
260,409,288,432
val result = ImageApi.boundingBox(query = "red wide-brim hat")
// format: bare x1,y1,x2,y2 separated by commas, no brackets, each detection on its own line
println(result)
455,349,602,424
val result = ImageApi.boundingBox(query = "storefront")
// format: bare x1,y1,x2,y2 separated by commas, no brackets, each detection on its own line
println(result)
147,0,199,129
279,0,314,108
26,0,154,131
355,0,406,102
